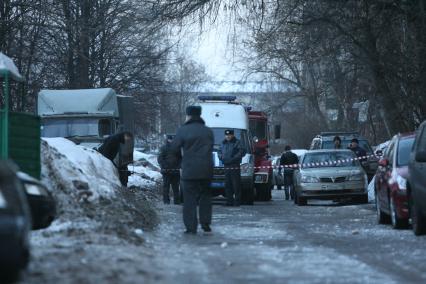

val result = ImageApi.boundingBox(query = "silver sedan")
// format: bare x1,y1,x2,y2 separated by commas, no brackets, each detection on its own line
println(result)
294,149,368,206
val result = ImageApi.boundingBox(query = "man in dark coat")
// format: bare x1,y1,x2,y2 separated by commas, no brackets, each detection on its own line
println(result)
98,132,133,186
158,134,181,204
220,129,246,206
279,145,299,200
348,138,367,159
333,136,342,149
170,106,214,234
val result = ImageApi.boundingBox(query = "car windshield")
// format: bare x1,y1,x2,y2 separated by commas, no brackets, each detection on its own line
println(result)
211,128,250,152
41,118,106,138
302,151,359,168
322,139,373,154
397,137,414,166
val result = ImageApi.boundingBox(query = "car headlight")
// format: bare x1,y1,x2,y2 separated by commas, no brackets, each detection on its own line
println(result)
25,184,48,196
301,176,319,183
241,163,252,175
348,174,364,181
396,175,407,190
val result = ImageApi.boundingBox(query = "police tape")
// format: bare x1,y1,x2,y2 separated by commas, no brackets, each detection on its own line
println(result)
133,154,379,174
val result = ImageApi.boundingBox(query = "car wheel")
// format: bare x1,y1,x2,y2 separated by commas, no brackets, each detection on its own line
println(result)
390,196,408,229
411,199,426,236
375,191,390,224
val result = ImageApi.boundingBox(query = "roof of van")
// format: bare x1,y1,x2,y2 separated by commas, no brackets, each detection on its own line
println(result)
199,102,248,130
38,88,119,117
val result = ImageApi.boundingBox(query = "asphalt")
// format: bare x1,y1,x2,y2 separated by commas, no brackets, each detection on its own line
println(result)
147,190,426,284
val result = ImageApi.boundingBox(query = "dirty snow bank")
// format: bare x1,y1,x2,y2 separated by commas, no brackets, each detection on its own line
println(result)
128,150,162,188
41,138,159,233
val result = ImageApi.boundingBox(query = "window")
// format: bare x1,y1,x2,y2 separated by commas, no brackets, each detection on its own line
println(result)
249,120,267,140
302,151,359,168
417,126,426,152
211,128,251,153
397,137,414,166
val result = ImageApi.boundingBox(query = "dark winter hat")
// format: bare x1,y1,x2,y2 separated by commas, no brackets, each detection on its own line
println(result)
351,138,359,144
285,145,291,151
166,134,175,140
333,136,342,142
186,105,202,116
225,129,234,135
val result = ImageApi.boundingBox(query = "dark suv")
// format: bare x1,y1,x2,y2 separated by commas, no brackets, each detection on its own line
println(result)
310,132,378,180
408,120,426,235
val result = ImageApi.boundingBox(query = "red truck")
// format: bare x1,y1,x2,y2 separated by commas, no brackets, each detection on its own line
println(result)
248,111,273,201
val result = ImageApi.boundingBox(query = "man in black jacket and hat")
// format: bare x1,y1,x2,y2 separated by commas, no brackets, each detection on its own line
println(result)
279,145,299,200
158,134,181,204
220,129,246,206
170,105,214,234
98,132,133,186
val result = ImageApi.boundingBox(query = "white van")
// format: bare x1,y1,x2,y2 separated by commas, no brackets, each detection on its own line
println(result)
198,96,255,205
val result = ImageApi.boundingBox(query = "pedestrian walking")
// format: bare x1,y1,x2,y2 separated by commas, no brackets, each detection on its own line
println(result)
98,132,133,186
279,145,299,200
219,129,246,206
158,134,181,205
170,106,214,234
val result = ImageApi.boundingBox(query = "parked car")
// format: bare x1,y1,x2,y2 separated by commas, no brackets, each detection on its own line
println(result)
309,132,378,181
408,121,426,235
0,162,31,281
17,172,56,230
374,133,415,229
294,149,368,206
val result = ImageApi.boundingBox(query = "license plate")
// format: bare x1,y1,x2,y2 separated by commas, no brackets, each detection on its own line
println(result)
211,182,224,188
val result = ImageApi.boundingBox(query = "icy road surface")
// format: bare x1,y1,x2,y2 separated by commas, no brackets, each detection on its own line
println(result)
23,190,426,283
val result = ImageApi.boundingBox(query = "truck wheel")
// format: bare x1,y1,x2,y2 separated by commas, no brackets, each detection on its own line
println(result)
242,183,254,205
256,182,272,201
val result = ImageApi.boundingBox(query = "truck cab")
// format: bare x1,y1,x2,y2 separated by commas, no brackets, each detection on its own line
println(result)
198,96,255,205
248,110,273,201
38,89,134,149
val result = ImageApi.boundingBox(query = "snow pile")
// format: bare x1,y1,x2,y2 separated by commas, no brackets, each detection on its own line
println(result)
41,138,121,211
128,150,162,188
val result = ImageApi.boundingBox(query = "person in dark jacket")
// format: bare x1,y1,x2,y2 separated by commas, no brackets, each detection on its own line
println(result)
158,134,181,204
170,106,214,234
279,145,299,200
348,138,367,160
98,132,133,186
220,129,246,206
333,136,342,149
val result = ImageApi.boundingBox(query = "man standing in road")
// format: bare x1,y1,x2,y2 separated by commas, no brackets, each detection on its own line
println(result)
220,129,246,207
170,106,214,234
158,134,181,205
279,145,299,200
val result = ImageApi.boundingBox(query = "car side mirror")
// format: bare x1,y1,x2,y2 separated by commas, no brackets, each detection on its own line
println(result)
415,151,426,163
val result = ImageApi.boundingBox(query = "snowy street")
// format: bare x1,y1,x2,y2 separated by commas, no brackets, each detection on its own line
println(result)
20,190,426,284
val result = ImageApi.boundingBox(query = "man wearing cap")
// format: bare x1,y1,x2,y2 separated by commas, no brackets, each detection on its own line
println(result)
158,134,181,204
279,145,299,200
348,138,367,160
170,106,214,234
220,129,246,206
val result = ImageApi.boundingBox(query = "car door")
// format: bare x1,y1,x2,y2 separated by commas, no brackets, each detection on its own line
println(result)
412,124,426,207
378,138,395,212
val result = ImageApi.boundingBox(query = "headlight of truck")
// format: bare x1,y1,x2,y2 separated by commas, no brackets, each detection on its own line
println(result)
301,176,319,183
241,163,252,175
